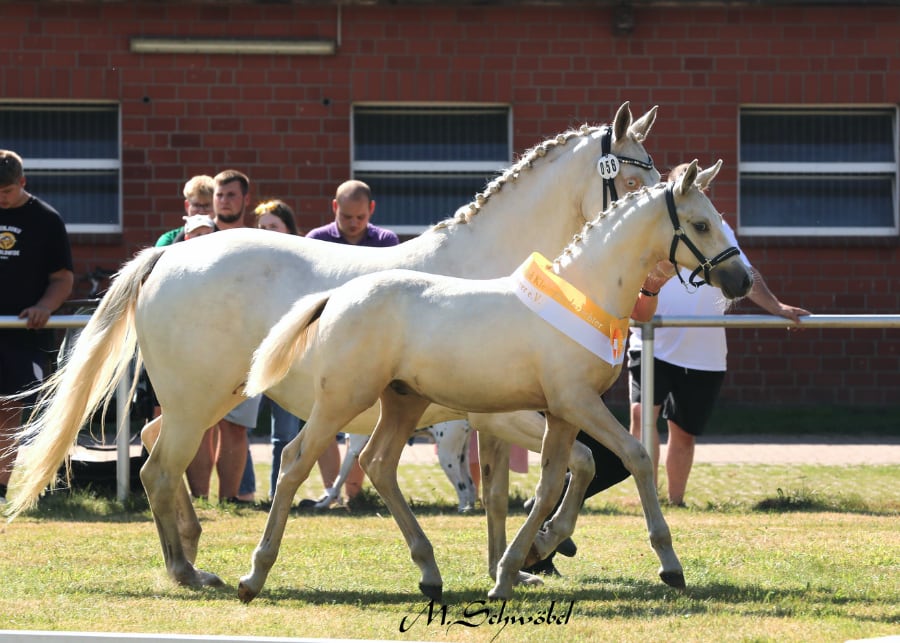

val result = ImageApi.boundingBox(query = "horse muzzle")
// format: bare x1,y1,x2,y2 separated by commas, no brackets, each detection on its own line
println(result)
712,261,753,300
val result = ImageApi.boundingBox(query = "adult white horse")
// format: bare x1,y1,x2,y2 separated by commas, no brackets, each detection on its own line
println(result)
240,160,752,601
5,102,659,591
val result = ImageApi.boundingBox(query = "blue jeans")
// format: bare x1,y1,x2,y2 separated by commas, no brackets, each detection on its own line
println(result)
238,428,255,497
269,398,303,498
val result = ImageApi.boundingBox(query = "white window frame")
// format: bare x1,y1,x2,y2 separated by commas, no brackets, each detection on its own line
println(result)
351,103,512,236
738,104,899,238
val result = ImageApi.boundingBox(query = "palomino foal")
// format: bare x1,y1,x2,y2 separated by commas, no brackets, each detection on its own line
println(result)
239,160,752,602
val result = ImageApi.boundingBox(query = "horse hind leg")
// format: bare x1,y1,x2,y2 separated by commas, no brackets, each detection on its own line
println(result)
359,391,440,602
140,418,222,587
141,415,203,565
476,431,546,590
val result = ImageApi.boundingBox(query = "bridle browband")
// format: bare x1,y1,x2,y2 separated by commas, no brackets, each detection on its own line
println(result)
599,125,655,211
664,183,740,288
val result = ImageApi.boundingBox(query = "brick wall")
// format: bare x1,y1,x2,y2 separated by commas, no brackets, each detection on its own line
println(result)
3,1,899,407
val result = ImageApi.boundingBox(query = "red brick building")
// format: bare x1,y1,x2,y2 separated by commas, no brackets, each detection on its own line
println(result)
3,1,898,409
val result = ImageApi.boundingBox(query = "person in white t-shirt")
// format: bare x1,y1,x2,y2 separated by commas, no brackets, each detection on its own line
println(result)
627,163,810,506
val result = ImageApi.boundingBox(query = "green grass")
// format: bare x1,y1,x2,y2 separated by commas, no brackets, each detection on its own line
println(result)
3,458,898,642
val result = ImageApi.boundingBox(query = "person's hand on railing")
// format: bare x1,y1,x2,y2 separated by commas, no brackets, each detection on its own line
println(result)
19,304,53,330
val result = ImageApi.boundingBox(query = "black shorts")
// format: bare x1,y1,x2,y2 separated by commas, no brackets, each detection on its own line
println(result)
0,342,48,396
628,352,725,436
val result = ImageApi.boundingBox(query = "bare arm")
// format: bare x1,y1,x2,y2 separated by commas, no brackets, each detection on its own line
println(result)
630,261,675,322
19,268,75,329
746,266,811,323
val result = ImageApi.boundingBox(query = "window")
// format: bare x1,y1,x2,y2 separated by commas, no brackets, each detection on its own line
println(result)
351,105,512,235
0,102,121,233
739,106,898,237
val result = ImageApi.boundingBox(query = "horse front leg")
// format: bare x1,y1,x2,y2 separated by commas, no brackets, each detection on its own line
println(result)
575,400,685,589
140,418,223,588
523,438,594,568
491,414,578,600
238,418,337,602
360,393,441,602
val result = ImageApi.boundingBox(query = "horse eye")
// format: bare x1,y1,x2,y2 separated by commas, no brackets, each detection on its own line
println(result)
625,177,639,189
692,221,709,233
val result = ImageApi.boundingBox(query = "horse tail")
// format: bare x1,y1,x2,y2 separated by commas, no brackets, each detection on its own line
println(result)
245,291,331,397
5,246,166,520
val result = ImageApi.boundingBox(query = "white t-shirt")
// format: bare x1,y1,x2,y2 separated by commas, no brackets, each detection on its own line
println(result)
629,221,750,372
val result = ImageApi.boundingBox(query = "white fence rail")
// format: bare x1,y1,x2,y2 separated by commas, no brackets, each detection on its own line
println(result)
636,314,900,459
2,313,899,502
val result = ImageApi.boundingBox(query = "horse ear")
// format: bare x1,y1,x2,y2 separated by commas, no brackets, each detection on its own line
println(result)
612,101,633,141
695,159,724,191
629,104,658,143
675,160,699,196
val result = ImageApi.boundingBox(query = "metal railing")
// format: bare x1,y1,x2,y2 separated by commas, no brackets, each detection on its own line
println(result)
3,313,899,503
636,314,900,458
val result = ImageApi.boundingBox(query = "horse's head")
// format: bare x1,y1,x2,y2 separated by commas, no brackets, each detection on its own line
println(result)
581,101,661,221
667,160,752,300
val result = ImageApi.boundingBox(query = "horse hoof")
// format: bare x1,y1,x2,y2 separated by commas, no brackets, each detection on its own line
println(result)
659,570,686,590
487,584,512,601
516,571,544,587
418,583,443,603
177,568,225,588
237,579,259,603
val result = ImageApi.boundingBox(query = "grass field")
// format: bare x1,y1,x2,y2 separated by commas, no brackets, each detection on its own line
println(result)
2,457,898,642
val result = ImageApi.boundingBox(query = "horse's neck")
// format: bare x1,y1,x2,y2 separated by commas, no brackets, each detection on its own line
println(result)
415,144,592,279
556,191,668,319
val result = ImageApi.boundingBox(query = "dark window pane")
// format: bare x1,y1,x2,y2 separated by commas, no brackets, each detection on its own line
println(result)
26,171,119,226
356,172,495,227
741,175,895,228
0,104,119,159
354,107,508,162
741,110,895,163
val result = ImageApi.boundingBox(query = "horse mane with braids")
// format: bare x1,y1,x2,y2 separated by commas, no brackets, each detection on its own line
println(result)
432,124,601,230
553,184,659,265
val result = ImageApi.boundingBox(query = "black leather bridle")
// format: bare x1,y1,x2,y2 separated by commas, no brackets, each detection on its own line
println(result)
664,183,740,288
599,125,655,211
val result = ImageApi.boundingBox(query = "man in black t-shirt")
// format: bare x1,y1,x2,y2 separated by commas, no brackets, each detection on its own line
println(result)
0,149,74,504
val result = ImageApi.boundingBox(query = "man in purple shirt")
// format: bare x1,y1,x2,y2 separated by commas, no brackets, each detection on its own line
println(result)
302,180,398,506
306,179,399,247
